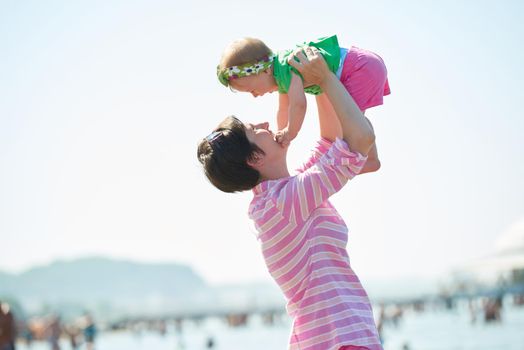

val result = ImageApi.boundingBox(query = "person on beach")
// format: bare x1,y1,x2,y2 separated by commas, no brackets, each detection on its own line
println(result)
0,301,17,350
217,35,389,149
81,313,96,350
46,315,61,350
198,48,382,350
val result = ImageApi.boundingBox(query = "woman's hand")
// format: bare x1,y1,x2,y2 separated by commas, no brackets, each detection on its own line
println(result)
287,47,330,86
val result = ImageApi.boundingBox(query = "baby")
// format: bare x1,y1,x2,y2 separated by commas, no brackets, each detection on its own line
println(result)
217,35,390,146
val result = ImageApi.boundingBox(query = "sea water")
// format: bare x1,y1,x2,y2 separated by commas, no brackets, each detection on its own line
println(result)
16,304,524,350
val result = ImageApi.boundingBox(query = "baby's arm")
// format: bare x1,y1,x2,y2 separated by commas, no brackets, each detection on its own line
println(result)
275,73,306,146
276,93,289,130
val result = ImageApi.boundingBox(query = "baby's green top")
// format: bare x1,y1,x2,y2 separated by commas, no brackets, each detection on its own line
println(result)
272,35,341,95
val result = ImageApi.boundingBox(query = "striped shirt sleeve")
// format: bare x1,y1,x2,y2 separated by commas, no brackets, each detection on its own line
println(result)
282,138,367,222
294,138,334,174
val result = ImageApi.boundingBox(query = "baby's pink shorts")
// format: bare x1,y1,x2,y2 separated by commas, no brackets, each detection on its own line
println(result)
340,46,390,112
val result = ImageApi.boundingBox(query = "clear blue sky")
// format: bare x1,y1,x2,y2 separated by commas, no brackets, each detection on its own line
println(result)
1,0,523,286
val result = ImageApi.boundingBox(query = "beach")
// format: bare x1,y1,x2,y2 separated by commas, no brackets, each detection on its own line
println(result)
15,298,524,350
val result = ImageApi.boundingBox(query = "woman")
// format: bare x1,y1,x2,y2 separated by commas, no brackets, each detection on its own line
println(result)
198,47,382,350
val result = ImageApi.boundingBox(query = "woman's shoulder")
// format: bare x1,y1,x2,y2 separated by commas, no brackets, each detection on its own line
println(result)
248,178,293,217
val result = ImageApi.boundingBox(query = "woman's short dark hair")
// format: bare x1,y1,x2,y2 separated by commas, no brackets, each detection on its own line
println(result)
197,116,264,193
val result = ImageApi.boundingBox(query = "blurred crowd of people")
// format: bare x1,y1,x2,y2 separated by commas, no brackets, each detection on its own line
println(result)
2,292,523,350
0,300,96,350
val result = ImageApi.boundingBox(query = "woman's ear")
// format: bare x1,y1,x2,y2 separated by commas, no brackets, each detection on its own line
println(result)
247,152,264,168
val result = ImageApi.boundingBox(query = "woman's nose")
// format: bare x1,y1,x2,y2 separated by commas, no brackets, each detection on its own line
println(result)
255,122,269,130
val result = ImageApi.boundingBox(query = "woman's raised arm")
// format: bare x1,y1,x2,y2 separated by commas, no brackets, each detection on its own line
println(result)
288,48,375,156
315,93,342,142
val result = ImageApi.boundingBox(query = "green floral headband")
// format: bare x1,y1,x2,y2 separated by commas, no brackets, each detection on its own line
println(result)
217,55,275,87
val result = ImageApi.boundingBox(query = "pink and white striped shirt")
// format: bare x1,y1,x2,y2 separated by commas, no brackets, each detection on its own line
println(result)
249,138,382,350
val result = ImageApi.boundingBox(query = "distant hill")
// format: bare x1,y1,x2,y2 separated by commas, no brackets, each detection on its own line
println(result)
0,257,443,320
0,257,208,315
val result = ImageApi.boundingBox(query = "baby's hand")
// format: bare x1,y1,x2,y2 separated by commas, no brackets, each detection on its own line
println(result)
275,128,293,147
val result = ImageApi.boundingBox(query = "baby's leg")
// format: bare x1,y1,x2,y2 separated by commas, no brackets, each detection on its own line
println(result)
339,48,388,172
361,114,381,174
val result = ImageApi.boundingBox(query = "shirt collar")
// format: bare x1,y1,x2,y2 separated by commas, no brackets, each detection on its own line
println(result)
252,180,269,195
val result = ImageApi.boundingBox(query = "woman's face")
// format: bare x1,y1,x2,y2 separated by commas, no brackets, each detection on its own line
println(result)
244,121,286,162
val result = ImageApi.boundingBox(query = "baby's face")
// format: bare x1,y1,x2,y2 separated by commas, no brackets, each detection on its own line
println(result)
230,72,277,97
